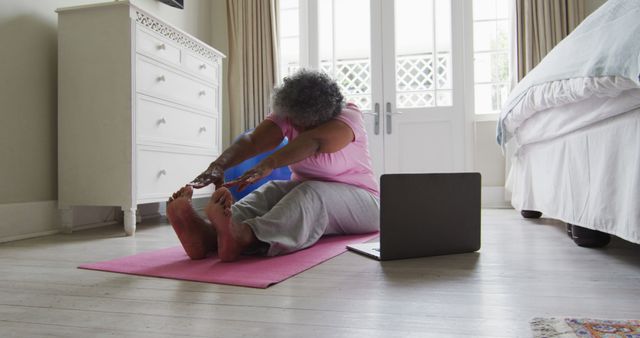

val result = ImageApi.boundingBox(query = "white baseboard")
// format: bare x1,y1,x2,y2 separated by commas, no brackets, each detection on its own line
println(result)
1,190,508,243
0,229,61,244
192,197,209,212
72,220,120,232
0,201,168,243
482,186,511,209
0,200,60,243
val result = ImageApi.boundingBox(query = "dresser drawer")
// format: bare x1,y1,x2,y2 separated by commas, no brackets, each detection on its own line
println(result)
183,52,217,83
137,148,215,201
136,57,216,113
136,96,218,149
136,27,181,67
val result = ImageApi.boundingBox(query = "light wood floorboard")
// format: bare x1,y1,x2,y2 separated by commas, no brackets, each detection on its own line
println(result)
0,209,639,337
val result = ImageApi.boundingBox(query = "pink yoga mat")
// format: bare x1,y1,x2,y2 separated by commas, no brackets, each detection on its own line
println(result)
79,233,379,288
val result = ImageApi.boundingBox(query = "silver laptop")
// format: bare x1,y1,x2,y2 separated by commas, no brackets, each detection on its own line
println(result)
347,173,481,260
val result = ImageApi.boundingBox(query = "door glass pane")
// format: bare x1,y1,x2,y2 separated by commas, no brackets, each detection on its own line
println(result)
472,0,512,114
318,0,371,110
395,0,452,109
278,0,300,80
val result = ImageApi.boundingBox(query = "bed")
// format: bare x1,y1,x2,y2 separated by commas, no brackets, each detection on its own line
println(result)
497,0,640,247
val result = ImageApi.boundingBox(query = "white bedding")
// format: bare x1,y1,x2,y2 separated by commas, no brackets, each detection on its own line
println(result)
498,0,640,148
508,108,640,244
511,88,640,149
500,0,640,243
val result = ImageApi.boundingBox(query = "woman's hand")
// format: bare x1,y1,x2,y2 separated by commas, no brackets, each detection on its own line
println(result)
224,158,275,192
188,163,225,189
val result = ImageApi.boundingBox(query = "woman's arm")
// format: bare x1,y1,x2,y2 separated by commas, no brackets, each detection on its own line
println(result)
226,120,354,191
189,120,284,188
266,119,354,168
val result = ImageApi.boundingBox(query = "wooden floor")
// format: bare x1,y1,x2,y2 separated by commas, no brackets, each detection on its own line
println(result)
1,209,639,337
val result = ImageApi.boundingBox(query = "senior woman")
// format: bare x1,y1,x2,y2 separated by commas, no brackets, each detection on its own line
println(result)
167,69,379,262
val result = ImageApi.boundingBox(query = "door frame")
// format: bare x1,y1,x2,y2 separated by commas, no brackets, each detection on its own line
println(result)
378,0,468,173
297,0,477,175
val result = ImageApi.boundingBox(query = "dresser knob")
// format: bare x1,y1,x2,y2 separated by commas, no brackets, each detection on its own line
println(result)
157,75,166,82
158,169,167,176
157,117,167,125
157,43,166,50
199,90,206,96
199,126,207,133
199,63,207,70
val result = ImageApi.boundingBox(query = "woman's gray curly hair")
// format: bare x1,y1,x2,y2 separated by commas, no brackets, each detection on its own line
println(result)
271,69,345,128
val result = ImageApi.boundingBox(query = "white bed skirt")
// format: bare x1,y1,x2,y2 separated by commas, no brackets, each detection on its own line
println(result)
507,108,640,244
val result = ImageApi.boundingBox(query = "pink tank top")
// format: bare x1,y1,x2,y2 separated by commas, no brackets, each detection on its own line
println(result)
266,103,379,197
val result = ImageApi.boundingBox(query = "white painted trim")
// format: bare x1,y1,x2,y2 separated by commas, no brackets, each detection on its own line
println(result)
68,220,120,232
369,0,385,179
461,0,476,172
307,0,319,69
298,0,310,68
474,113,500,122
0,200,172,243
192,197,209,212
482,186,511,209
297,0,319,69
0,229,61,244
0,201,60,243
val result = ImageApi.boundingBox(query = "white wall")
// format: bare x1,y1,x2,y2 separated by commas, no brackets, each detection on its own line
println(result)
474,121,504,187
0,0,214,241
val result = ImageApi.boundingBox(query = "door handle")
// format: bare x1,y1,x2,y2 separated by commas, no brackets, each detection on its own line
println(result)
385,102,403,134
363,103,380,135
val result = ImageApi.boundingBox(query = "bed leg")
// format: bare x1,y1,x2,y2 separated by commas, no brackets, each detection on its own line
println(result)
521,210,542,219
568,224,611,248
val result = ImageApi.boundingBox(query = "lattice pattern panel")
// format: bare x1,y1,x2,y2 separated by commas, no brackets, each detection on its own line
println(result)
436,54,451,89
283,62,372,110
398,92,434,108
319,62,331,76
346,94,371,110
396,54,434,91
321,59,372,110
396,52,451,108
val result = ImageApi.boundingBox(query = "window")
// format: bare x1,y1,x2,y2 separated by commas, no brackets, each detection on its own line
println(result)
277,0,515,115
317,0,372,109
278,0,373,109
395,0,452,108
278,0,300,80
472,0,512,115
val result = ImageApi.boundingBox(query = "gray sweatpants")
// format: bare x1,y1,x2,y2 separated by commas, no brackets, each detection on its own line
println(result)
230,180,380,256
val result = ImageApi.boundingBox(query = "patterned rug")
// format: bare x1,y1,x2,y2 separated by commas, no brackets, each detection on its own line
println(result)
531,317,640,338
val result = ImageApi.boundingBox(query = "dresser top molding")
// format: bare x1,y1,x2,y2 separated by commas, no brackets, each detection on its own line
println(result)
56,1,226,63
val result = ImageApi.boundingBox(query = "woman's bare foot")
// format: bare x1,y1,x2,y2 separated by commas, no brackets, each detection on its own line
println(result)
166,186,217,260
205,188,256,262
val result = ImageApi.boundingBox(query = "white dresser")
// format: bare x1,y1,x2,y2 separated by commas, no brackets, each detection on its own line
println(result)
57,2,224,235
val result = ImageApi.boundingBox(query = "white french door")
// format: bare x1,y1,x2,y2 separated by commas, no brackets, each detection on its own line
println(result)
296,0,470,178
